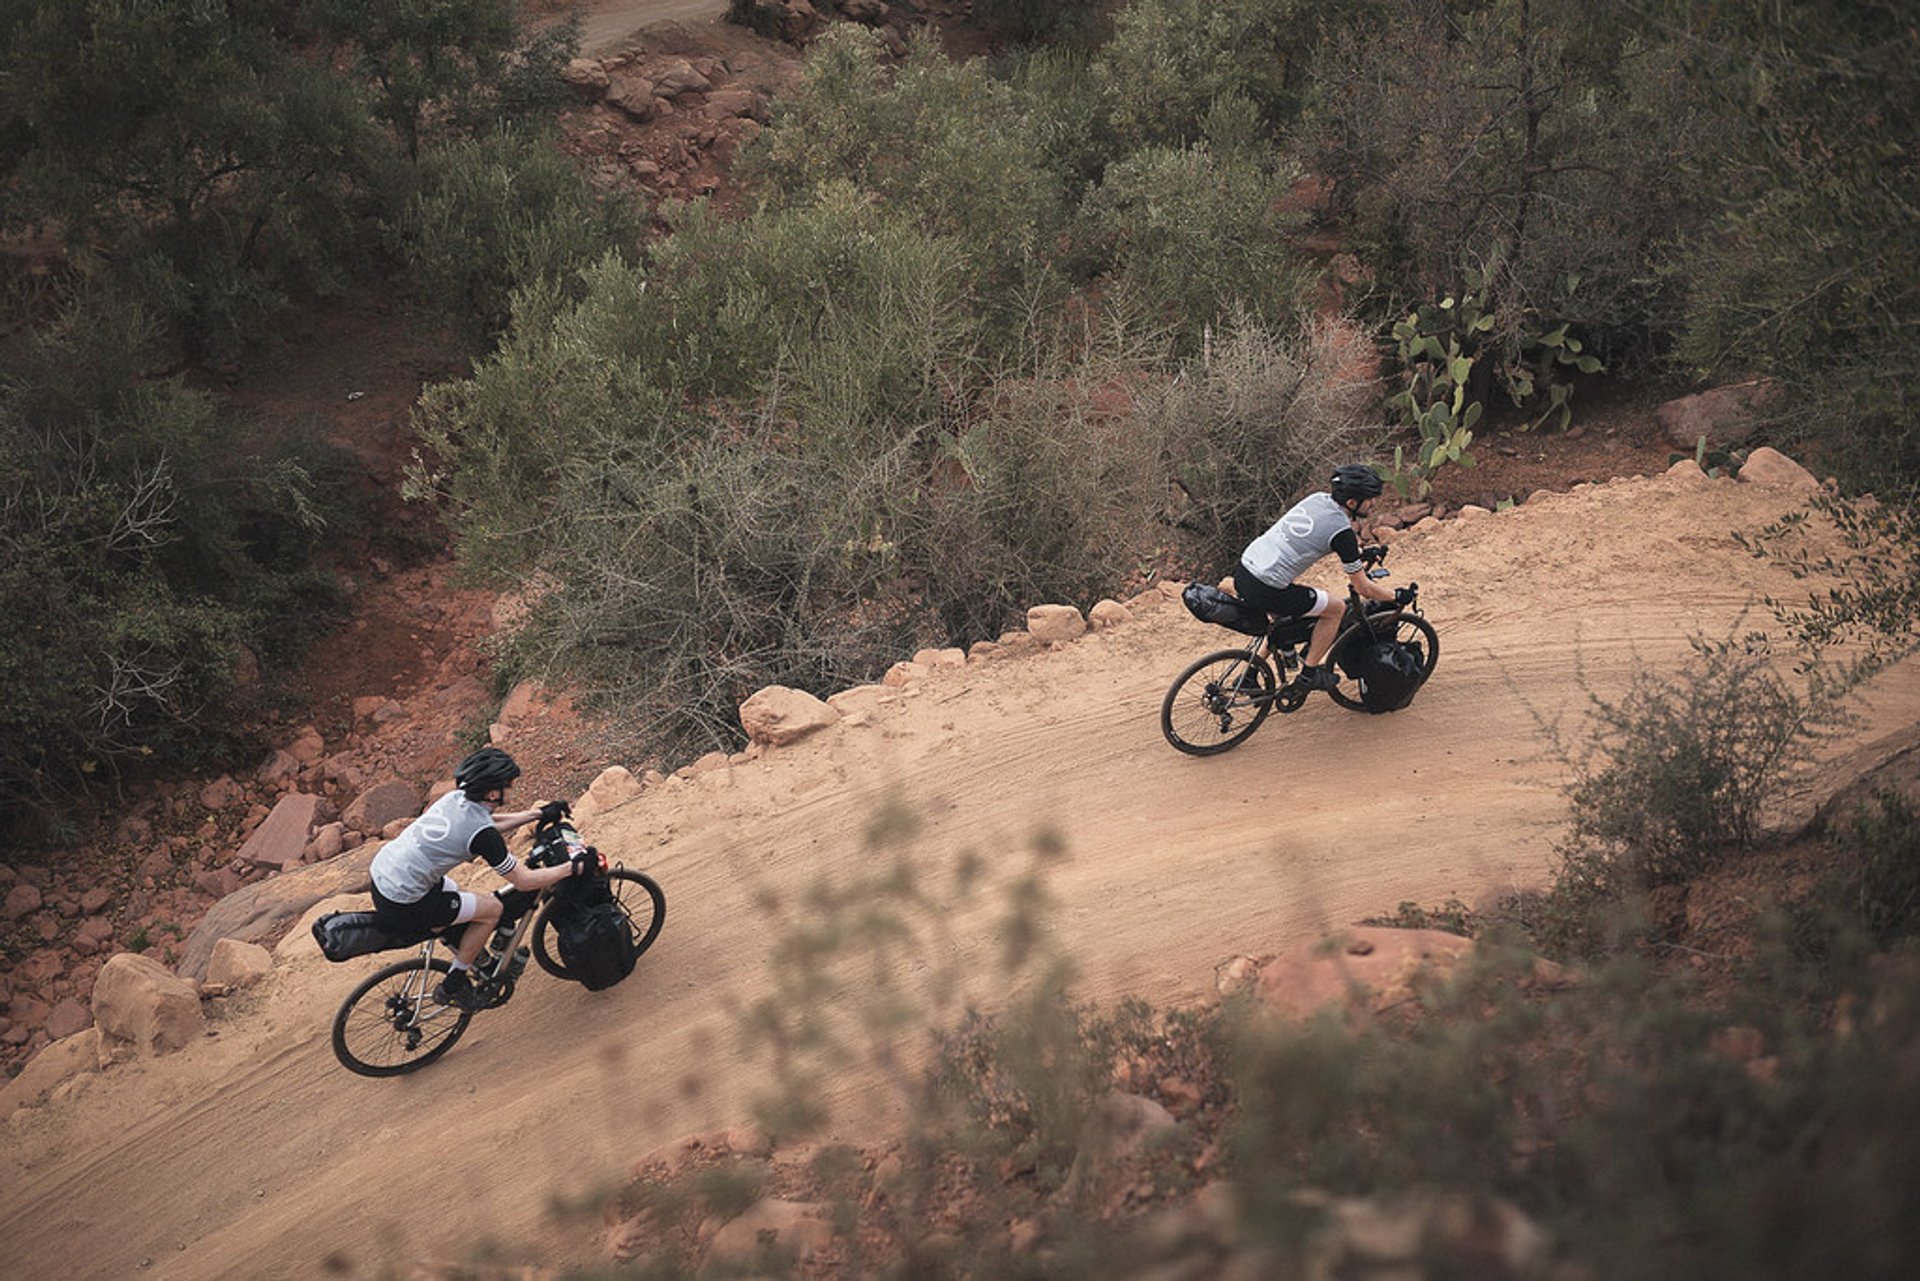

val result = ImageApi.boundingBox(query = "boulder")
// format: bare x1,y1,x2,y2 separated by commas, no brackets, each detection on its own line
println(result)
706,1199,832,1270
1087,599,1132,631
198,775,245,811
652,59,713,98
287,726,326,764
91,953,204,1059
911,647,966,671
1059,1091,1180,1205
235,791,329,871
205,938,272,989
0,1028,101,1120
562,57,611,100
45,997,91,1040
1256,926,1476,1024
573,765,644,825
1027,603,1087,644
882,660,929,688
176,845,378,981
1657,378,1780,450
607,74,659,122
1736,445,1819,492
739,686,842,747
704,87,769,123
4,883,42,920
342,779,420,836
306,821,347,863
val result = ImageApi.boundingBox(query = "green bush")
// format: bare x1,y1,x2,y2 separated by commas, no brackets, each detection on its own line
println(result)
1531,639,1845,960
1076,142,1314,346
742,28,1069,315
1666,6,1920,492
0,304,342,825
386,124,644,344
914,362,1169,642
1296,0,1703,390
1092,0,1346,149
1140,319,1388,572
1228,943,1920,1278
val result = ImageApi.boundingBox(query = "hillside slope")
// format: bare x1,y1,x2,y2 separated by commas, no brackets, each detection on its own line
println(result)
4,463,1918,1279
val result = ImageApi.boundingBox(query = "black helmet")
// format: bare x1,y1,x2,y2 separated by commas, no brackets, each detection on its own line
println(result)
454,747,521,800
1330,463,1384,507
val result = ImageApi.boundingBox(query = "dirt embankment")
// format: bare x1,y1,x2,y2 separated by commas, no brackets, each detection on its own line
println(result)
3,459,1917,1279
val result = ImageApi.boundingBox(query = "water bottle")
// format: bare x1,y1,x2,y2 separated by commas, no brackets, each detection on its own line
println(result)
504,946,529,982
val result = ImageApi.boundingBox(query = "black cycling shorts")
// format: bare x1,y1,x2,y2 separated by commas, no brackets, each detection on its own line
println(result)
370,881,463,932
1234,564,1322,620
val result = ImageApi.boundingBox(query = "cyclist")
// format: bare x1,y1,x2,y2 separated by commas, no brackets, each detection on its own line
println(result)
1234,463,1412,693
368,746,599,1010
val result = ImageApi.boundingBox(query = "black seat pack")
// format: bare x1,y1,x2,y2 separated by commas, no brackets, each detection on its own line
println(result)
312,911,435,962
1181,582,1269,636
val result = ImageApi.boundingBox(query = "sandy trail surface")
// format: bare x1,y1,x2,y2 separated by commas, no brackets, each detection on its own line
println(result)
4,466,1918,1279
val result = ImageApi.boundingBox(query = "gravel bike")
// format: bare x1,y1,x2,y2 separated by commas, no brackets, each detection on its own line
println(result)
329,842,665,1077
1160,544,1439,756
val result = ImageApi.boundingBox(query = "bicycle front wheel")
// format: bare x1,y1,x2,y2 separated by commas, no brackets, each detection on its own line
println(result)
331,955,472,1077
1161,648,1277,755
532,869,667,981
1328,611,1441,712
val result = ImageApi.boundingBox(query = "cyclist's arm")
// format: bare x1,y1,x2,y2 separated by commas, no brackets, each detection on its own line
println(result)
1332,527,1396,603
490,806,542,834
470,825,578,892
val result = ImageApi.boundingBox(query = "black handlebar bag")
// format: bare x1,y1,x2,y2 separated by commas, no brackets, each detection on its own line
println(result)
1345,636,1427,712
545,872,638,991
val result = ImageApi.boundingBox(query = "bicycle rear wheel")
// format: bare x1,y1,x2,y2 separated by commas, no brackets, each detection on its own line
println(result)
331,955,472,1077
1161,648,1277,755
1328,611,1440,712
531,869,667,981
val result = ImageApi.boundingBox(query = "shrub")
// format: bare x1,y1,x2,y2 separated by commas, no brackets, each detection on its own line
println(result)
386,124,644,345
742,28,1068,315
1076,142,1315,346
1532,639,1846,960
914,361,1169,642
1296,0,1704,391
0,303,342,825
1140,318,1388,573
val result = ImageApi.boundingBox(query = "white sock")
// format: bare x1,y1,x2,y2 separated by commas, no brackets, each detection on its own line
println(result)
448,959,471,972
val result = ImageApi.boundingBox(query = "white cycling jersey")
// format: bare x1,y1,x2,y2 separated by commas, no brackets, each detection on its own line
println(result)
1241,491,1364,588
369,790,517,903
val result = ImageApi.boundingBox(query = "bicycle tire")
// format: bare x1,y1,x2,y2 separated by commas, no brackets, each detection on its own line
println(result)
531,868,667,982
1161,648,1278,755
331,955,472,1077
1327,611,1441,713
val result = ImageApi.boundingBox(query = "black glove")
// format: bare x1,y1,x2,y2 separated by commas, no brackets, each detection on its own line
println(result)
538,799,572,825
569,847,605,878
1394,585,1416,606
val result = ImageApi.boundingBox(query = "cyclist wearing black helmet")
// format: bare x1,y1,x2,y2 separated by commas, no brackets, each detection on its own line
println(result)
368,747,600,1009
1234,463,1409,693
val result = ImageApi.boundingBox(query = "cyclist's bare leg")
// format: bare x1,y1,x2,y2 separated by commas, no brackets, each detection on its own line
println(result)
454,893,503,966
1302,597,1343,666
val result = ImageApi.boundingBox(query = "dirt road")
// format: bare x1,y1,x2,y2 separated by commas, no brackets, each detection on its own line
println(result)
572,0,729,53
5,465,1917,1278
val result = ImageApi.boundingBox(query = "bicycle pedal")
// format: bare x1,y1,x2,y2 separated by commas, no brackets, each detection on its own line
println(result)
1273,685,1309,713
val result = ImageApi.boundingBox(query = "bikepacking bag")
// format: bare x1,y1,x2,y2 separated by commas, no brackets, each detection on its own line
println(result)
1346,636,1428,712
311,911,436,962
1181,582,1268,637
546,875,637,991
